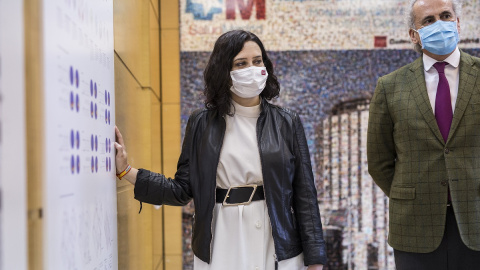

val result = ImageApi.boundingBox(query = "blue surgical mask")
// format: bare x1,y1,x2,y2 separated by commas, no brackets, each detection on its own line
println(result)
414,20,459,55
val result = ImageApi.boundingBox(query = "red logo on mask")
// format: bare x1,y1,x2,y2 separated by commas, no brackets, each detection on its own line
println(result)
261,70,266,75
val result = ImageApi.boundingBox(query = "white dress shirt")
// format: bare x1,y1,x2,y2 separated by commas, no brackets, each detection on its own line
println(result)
423,47,460,114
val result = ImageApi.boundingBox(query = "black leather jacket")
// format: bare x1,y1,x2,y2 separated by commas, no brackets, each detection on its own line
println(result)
134,99,327,266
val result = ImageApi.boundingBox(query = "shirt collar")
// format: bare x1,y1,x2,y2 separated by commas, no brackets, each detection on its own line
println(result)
231,99,261,118
423,47,460,71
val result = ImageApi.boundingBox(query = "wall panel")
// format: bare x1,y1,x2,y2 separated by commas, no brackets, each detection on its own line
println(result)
149,1,163,268
114,54,153,183
115,48,154,269
114,0,170,269
0,0,28,267
160,0,182,269
152,204,164,270
160,0,179,29
149,5,161,98
150,0,159,28
162,103,182,269
160,30,180,104
117,186,153,270
161,77,182,269
113,0,150,86
25,0,44,268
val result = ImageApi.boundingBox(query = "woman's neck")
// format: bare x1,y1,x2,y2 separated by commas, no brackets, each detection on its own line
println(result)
231,94,260,107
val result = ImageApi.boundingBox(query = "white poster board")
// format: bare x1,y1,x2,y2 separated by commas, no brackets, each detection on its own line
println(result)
0,1,28,269
42,1,117,269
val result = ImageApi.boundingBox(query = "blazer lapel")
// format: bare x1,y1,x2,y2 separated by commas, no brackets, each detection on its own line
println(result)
447,52,479,142
408,57,446,144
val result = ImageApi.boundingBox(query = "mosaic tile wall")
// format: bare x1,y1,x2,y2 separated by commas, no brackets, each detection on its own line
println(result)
179,0,480,269
179,49,480,269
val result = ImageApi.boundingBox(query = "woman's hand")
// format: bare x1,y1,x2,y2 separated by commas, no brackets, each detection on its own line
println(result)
113,126,138,185
114,126,129,173
307,265,323,270
114,126,138,185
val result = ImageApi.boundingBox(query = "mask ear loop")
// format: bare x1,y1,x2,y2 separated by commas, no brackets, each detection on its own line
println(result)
454,20,460,41
411,28,424,49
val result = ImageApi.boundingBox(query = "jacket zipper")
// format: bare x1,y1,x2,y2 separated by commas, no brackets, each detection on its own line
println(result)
256,108,279,268
263,181,278,269
210,189,215,262
291,207,296,229
209,116,226,262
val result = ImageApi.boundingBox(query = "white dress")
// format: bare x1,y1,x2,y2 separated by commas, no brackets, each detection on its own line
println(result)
194,100,307,270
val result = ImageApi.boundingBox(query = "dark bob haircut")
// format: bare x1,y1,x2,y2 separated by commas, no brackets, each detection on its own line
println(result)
203,30,280,117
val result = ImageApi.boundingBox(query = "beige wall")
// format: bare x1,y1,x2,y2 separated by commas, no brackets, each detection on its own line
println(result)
25,0,44,268
114,0,182,270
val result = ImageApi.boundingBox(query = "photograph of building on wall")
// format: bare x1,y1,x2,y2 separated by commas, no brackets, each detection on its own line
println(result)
317,100,394,269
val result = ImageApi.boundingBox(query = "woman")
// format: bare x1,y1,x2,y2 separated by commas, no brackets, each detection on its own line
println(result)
114,30,326,269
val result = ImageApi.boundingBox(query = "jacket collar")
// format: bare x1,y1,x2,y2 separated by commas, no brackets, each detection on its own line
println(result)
259,97,270,116
449,51,479,141
409,50,479,145
409,57,445,143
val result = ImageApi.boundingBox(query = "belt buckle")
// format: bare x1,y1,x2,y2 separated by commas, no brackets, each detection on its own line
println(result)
222,184,258,206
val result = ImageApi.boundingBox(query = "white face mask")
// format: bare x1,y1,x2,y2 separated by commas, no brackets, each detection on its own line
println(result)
230,66,268,98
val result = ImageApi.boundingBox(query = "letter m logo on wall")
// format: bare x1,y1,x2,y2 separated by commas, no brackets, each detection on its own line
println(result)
226,0,266,20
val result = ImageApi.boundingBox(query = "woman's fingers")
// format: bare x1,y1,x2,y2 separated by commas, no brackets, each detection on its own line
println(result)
114,142,127,158
114,142,128,173
113,128,129,174
115,126,125,147
114,141,123,153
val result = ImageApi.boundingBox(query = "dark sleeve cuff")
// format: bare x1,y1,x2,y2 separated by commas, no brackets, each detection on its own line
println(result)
134,168,150,200
303,241,328,266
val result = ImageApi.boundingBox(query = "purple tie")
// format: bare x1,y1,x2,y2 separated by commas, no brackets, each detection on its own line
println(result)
433,62,453,142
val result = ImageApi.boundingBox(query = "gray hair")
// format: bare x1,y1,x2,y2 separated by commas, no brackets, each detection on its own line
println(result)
405,0,463,53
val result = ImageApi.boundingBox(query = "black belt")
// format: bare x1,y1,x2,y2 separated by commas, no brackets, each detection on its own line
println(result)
216,185,264,206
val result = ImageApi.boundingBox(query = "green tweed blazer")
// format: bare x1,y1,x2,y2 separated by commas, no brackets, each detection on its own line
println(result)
367,51,480,253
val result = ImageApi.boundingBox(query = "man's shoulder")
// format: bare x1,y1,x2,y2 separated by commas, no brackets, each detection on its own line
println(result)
379,56,423,84
460,50,480,66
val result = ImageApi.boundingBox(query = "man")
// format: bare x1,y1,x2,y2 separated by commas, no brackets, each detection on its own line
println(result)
367,0,480,269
